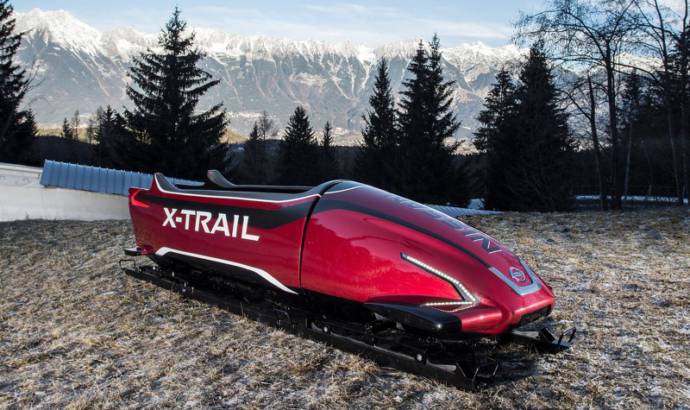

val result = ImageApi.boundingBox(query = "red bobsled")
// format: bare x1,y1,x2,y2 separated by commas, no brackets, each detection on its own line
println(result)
126,170,563,337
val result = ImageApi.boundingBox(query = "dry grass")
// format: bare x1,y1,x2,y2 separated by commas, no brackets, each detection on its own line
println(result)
1,209,689,409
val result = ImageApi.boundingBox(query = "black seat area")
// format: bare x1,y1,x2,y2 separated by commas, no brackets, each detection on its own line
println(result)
207,169,235,189
154,171,347,201
205,169,312,193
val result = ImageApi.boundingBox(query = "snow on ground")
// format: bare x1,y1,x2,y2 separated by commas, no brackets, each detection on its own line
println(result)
577,195,689,204
427,203,499,217
0,162,128,222
1,208,689,408
467,198,485,210
425,198,497,218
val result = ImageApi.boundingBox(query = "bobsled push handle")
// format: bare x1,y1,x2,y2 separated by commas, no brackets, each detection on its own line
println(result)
207,169,235,188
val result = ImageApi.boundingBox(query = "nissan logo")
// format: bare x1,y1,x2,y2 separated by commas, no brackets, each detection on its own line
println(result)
509,266,527,283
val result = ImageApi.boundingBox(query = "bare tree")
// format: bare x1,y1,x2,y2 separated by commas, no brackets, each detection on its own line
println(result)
620,70,642,198
516,0,639,209
257,110,278,141
564,73,610,209
70,110,80,140
628,0,689,204
256,110,278,182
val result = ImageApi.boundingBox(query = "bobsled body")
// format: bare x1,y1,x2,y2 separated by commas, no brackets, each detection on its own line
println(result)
128,172,555,337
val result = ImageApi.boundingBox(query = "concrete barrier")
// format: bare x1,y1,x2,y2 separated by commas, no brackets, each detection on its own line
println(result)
0,162,129,222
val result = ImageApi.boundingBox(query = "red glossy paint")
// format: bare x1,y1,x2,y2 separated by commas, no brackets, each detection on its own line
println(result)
129,176,317,290
300,184,555,334
129,176,556,336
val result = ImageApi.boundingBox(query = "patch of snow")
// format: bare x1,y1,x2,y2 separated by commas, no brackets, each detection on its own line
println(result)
227,111,264,120
444,42,524,68
467,198,484,210
290,73,328,88
577,195,688,204
426,204,499,217
16,9,104,56
355,45,375,63
14,9,527,74
373,39,423,60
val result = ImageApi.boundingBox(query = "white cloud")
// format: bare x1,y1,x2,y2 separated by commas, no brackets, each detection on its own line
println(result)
187,5,265,19
304,3,401,17
417,19,512,40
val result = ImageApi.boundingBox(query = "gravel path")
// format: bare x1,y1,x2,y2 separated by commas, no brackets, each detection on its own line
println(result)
1,208,688,409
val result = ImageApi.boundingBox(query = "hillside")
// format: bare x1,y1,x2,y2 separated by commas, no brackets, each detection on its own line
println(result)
15,8,524,142
1,209,688,408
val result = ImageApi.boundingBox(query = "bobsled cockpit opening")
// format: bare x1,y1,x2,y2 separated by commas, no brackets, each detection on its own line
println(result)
205,169,313,193
152,172,347,200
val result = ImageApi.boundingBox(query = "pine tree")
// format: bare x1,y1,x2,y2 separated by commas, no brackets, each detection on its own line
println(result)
474,70,516,151
398,41,429,164
278,106,318,185
86,114,97,145
426,34,467,205
669,27,690,205
515,43,574,211
397,35,468,205
70,110,80,140
238,122,266,184
95,105,138,169
6,109,36,160
621,71,643,197
322,121,334,148
427,34,461,148
356,57,397,190
474,69,519,210
621,72,642,128
479,43,574,211
319,121,337,180
0,0,35,163
124,7,226,178
61,118,74,140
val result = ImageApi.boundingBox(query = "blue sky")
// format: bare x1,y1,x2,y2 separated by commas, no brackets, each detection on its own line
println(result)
14,0,544,46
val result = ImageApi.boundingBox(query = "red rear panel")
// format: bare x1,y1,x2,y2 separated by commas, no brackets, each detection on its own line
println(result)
128,178,319,293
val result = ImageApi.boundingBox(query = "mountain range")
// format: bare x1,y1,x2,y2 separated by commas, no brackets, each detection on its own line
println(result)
15,8,525,144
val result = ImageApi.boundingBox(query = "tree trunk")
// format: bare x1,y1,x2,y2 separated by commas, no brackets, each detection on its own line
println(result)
640,133,654,196
666,110,683,204
678,29,689,206
624,124,633,199
681,104,689,205
605,59,622,210
0,105,18,148
588,75,608,210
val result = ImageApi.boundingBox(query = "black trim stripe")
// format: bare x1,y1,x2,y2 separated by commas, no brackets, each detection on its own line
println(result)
136,186,489,268
138,192,314,230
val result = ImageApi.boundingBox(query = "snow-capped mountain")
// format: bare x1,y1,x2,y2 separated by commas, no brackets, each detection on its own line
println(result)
15,8,525,143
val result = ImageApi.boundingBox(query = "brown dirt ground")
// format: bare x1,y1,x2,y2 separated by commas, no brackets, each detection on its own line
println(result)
1,209,689,409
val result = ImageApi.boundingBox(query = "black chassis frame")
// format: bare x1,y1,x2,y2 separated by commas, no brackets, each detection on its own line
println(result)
119,258,575,389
